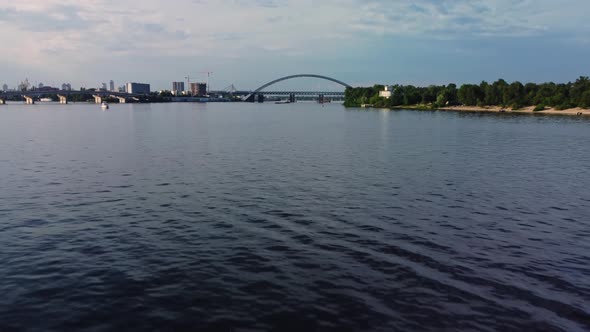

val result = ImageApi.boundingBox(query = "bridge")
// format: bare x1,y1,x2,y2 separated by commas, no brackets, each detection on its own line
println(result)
0,90,145,105
242,74,351,103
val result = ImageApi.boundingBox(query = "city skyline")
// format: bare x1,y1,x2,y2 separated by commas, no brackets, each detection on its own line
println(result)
1,1,590,90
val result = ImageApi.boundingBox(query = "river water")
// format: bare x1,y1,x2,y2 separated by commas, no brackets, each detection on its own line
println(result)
0,102,589,331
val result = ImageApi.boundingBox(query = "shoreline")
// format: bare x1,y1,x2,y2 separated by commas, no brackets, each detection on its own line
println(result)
390,105,590,116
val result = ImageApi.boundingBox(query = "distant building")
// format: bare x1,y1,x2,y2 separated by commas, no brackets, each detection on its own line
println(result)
2,84,7,92
190,82,207,96
118,86,125,93
38,86,59,92
18,79,30,91
61,83,72,91
100,83,107,91
172,81,185,95
38,83,44,89
379,86,393,99
109,80,115,92
126,82,151,94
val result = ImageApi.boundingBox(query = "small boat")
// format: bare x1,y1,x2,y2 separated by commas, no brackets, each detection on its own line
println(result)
101,102,109,110
40,98,52,102
275,100,291,104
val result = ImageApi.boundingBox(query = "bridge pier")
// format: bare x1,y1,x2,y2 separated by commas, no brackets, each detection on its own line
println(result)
111,95,127,103
289,93,296,103
23,96,35,104
257,94,264,103
318,94,324,103
93,95,103,104
58,95,68,104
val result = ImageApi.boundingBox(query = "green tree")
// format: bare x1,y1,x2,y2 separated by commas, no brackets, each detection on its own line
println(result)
421,85,441,104
534,83,558,105
390,86,404,106
402,85,422,105
458,84,481,106
504,81,525,108
435,84,458,106
524,83,538,105
580,90,590,108
571,76,590,107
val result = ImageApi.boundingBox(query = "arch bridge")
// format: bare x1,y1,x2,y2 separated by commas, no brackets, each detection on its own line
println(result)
243,74,351,102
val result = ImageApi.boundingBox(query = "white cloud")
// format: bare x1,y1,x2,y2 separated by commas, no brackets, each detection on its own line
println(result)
350,0,590,38
0,0,588,87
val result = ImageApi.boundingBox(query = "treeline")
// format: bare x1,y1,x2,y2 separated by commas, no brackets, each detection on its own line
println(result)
344,77,590,110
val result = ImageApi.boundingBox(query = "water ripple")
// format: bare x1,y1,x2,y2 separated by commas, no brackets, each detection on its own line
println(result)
0,104,589,331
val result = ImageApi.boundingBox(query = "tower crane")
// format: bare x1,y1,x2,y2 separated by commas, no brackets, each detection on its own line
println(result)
185,71,213,94
198,71,213,93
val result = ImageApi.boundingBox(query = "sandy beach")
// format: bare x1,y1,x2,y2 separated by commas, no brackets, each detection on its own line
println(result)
397,105,590,116
441,105,590,116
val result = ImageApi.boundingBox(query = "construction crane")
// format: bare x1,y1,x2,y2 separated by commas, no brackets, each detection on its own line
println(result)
184,75,194,94
198,71,213,93
185,71,213,94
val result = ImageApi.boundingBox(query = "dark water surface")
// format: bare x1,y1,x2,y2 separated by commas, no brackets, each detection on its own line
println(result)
1,103,589,331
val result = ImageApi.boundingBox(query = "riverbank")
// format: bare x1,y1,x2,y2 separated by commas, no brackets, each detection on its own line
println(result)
391,105,590,116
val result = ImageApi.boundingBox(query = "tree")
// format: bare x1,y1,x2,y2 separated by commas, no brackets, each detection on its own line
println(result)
458,84,481,106
580,90,590,109
434,84,458,106
422,85,441,104
524,83,538,105
343,77,587,110
390,86,404,106
571,76,590,107
484,84,496,105
534,83,557,105
446,84,458,105
402,85,422,105
504,81,525,108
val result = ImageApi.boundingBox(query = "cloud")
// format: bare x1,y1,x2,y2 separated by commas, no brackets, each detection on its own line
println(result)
0,0,589,88
1,0,588,59
349,0,590,39
0,5,97,32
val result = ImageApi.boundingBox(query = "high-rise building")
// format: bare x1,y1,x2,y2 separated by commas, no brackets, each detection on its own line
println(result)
190,82,207,96
2,84,7,92
38,83,44,89
101,83,107,91
109,80,115,92
172,81,185,95
18,79,30,91
126,82,151,94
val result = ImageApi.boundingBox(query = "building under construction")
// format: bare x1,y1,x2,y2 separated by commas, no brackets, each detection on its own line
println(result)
190,82,207,96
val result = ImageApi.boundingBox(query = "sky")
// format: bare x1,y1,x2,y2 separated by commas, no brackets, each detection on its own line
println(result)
1,0,589,91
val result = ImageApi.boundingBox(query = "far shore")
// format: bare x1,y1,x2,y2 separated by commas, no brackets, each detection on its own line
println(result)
390,105,590,116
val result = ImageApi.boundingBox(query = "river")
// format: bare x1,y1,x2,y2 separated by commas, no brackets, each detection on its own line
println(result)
1,102,589,331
